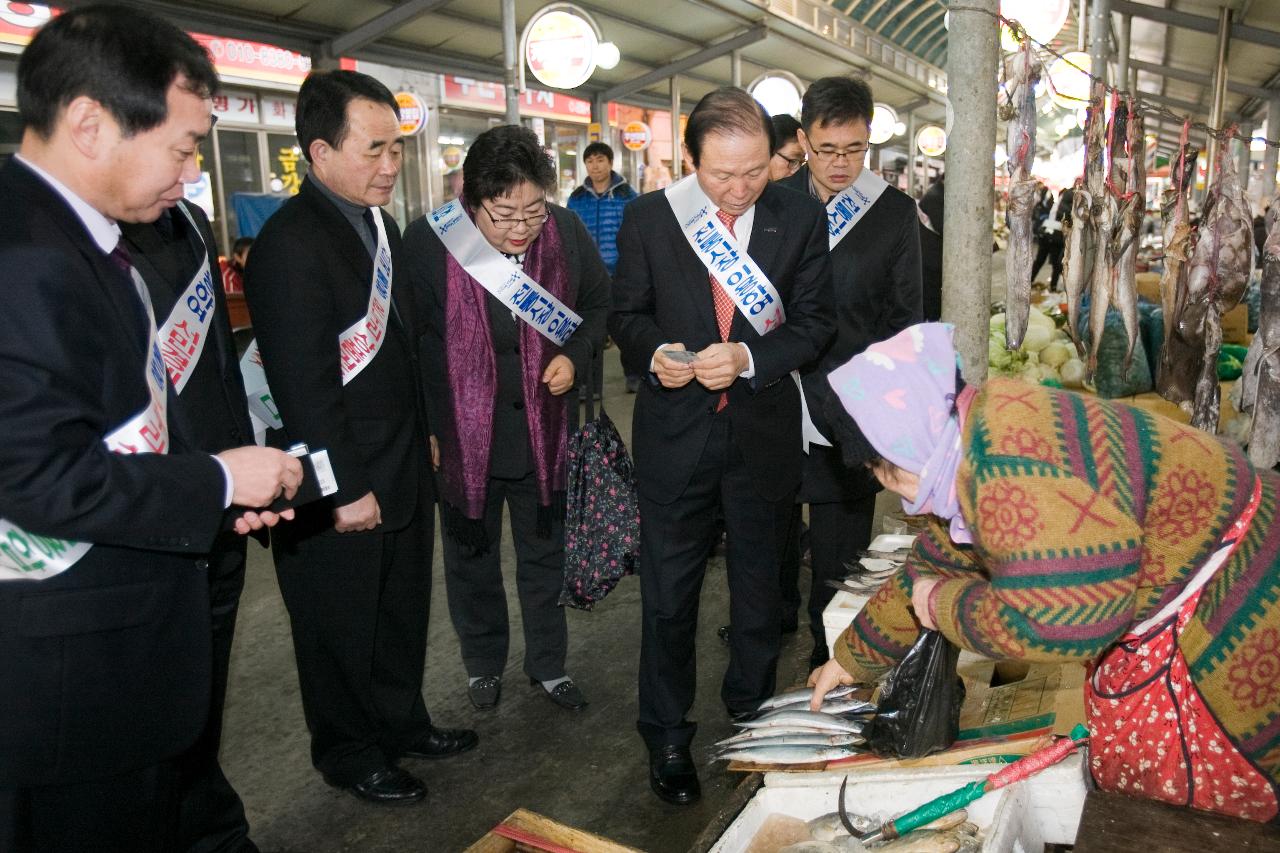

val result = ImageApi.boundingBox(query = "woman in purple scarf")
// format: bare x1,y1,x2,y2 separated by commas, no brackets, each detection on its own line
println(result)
403,126,610,712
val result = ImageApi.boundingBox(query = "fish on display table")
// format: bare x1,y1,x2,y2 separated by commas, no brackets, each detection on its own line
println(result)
1001,40,1041,351
737,709,868,733
713,731,866,750
713,744,862,765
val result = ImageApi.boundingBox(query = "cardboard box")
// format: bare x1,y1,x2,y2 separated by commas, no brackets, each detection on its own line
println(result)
1223,303,1249,344
466,809,641,853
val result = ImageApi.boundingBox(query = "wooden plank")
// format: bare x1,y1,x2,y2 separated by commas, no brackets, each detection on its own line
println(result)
464,808,645,853
1073,790,1280,853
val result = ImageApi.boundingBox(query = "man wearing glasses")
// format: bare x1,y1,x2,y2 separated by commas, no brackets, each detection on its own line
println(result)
779,76,923,673
245,70,477,806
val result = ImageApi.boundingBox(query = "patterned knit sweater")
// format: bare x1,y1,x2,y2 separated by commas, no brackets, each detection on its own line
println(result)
835,378,1280,789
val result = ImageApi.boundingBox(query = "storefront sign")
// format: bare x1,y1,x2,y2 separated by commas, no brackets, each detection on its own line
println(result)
0,1,52,48
212,89,259,124
261,95,297,128
191,32,312,87
524,7,598,90
441,75,596,125
395,91,428,136
621,121,651,152
916,125,947,158
587,122,602,143
275,144,303,196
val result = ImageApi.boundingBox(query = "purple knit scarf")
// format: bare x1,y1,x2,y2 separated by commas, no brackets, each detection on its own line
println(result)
439,207,571,537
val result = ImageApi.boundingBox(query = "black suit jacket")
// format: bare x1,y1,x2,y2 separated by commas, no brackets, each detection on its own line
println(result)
403,204,611,479
780,167,923,502
608,182,835,504
244,177,430,534
121,201,255,456
0,160,227,787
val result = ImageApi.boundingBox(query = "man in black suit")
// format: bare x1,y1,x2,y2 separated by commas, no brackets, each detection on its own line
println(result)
121,199,262,852
244,70,476,806
0,7,301,852
780,76,923,671
609,87,834,805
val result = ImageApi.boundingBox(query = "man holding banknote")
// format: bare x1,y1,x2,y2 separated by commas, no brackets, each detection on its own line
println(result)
609,86,834,806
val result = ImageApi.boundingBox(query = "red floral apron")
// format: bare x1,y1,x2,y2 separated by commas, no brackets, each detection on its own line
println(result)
1086,475,1278,822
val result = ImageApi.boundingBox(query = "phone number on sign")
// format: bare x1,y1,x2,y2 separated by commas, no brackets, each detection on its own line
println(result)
204,38,311,73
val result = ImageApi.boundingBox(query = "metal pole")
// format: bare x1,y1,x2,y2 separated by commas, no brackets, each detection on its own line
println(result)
1264,97,1280,201
501,0,520,124
1078,0,1088,51
1089,0,1110,87
731,50,742,88
942,0,998,383
1205,6,1232,191
906,111,917,196
1117,14,1131,92
671,75,682,181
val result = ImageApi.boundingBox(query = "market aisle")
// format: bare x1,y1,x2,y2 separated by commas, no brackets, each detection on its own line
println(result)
219,346,831,852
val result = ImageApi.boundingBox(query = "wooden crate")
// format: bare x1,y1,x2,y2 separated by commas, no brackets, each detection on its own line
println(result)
465,808,643,853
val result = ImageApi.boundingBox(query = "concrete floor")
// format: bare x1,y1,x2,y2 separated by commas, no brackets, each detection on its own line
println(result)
221,347,893,853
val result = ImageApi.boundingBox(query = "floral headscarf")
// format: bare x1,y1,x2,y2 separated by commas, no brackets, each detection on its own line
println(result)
826,323,973,544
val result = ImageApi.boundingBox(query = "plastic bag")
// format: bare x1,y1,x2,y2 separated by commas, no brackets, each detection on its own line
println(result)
865,629,965,759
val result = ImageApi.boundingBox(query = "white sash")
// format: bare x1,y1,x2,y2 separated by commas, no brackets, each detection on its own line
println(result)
157,203,216,394
664,175,830,450
825,169,890,251
425,199,583,346
240,206,395,444
1,260,170,581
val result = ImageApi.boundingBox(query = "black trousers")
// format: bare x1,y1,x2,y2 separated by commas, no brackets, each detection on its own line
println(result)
805,496,876,666
1,761,181,853
440,472,568,681
1032,236,1064,290
273,501,435,785
178,534,256,853
777,503,804,624
636,415,793,750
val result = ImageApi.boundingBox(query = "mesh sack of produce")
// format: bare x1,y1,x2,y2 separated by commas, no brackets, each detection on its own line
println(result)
1077,296,1153,398
1140,302,1164,382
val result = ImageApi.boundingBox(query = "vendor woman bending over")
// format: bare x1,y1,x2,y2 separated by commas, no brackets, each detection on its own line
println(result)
811,322,1280,822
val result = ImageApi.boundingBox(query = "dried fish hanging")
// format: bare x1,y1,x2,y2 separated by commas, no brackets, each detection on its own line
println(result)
1156,121,1201,404
1241,196,1280,468
1000,38,1041,351
1061,80,1107,356
1183,129,1253,432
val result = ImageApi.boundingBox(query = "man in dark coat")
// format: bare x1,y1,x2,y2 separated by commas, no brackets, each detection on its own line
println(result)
0,7,299,851
244,70,476,806
780,76,923,670
610,87,834,806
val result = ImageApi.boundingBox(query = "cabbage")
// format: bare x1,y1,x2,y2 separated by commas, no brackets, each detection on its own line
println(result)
1027,307,1055,330
1038,363,1061,382
1020,324,1053,353
1040,341,1072,368
1060,358,1086,387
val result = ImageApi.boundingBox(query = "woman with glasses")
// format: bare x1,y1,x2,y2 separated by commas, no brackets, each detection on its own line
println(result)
768,113,805,181
403,125,610,713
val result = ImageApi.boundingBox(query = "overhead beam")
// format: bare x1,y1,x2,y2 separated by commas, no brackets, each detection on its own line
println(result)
326,0,454,57
899,9,945,46
1130,58,1271,101
600,24,768,102
1111,0,1280,50
884,1,938,42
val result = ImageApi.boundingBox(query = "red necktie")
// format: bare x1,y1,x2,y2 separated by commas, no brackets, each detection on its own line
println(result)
710,210,738,412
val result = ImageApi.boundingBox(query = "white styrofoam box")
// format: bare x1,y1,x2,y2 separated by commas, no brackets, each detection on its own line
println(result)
823,589,870,660
710,771,1015,853
867,533,916,552
760,754,1090,848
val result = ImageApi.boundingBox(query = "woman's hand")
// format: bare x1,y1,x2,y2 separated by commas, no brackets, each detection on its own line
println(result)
428,435,440,471
912,578,940,631
542,354,575,395
807,658,857,711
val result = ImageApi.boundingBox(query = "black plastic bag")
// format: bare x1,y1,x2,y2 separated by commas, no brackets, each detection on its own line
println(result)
865,629,965,759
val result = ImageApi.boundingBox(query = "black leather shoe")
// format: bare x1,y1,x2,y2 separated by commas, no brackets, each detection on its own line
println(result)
339,767,426,805
649,745,701,805
468,675,502,710
530,677,588,711
402,726,479,760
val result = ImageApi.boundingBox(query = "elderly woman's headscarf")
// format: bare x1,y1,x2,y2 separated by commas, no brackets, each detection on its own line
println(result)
826,323,973,545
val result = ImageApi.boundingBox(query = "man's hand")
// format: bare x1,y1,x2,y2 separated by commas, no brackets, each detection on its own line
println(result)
653,344,696,389
334,491,381,533
217,446,304,507
542,354,575,396
692,342,748,391
232,508,295,536
912,578,940,631
807,658,857,712
429,435,440,471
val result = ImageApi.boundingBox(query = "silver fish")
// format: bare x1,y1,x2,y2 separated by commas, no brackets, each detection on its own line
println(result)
1157,126,1202,404
736,709,868,733
1111,101,1144,371
809,810,876,841
1061,180,1093,355
1247,194,1280,468
714,744,861,765
716,726,866,749
872,830,962,853
763,697,878,716
714,732,865,752
757,684,858,711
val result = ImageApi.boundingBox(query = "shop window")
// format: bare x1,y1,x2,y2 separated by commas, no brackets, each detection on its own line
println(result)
218,129,264,244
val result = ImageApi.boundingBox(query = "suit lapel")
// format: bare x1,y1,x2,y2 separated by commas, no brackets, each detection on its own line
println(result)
663,201,720,339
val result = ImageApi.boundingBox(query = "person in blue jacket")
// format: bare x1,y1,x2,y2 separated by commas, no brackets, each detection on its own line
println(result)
567,141,639,389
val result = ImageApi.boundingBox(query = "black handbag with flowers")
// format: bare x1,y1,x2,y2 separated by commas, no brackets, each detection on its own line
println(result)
559,357,640,610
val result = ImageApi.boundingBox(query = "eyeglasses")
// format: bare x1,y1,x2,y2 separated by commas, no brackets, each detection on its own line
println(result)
773,152,805,173
482,203,550,230
811,145,869,163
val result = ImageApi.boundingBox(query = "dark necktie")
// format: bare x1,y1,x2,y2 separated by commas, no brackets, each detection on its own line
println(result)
362,208,378,251
108,238,133,279
710,210,739,412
